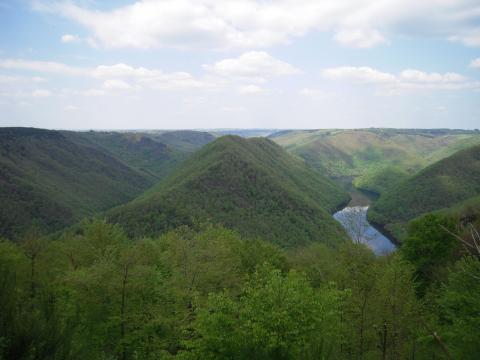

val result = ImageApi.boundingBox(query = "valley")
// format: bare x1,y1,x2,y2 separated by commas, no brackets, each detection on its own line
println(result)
3,4,480,357
1,126,479,360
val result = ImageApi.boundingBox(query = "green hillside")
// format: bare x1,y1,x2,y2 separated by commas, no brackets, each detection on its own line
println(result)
72,131,183,180
270,128,480,197
108,135,350,247
149,130,215,152
369,144,480,240
0,128,153,238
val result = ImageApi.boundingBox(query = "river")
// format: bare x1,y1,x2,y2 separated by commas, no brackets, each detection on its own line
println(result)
334,206,396,255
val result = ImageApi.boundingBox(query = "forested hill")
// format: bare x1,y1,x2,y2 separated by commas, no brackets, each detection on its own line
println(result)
108,135,350,247
149,130,215,152
0,127,157,238
70,131,181,180
369,144,480,240
270,128,480,196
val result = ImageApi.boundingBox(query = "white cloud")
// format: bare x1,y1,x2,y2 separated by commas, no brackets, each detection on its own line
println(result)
82,88,106,96
61,34,80,43
0,58,212,92
470,58,480,68
334,28,386,48
64,104,78,111
322,66,396,83
399,69,466,83
102,79,133,91
31,89,52,97
32,0,480,50
300,88,331,100
220,106,247,113
204,51,300,82
0,59,86,76
322,66,479,92
0,74,43,84
237,84,266,94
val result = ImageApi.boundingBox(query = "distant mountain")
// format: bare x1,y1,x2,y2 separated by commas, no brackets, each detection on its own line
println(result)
368,144,480,240
149,130,215,152
270,128,480,197
108,136,350,247
210,129,279,138
0,128,154,238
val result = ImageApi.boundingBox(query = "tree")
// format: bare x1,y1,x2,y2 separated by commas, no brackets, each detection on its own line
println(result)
184,264,345,360
402,214,457,291
438,256,480,359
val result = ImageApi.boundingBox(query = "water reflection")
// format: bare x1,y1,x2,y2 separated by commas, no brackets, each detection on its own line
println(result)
334,206,396,255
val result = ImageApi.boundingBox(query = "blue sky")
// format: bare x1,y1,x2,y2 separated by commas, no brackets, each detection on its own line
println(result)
1,0,480,129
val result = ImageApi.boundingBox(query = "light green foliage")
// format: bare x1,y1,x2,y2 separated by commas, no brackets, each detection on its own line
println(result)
0,219,474,359
184,264,344,360
353,166,409,197
271,128,480,197
438,256,480,359
369,144,480,241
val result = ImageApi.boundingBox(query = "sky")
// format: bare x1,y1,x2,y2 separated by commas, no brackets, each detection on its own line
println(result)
1,0,480,130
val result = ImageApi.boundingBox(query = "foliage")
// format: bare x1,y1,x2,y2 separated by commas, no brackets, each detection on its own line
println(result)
271,128,480,197
108,136,350,247
183,264,345,360
0,218,475,359
369,144,480,241
402,214,458,290
0,128,216,239
0,128,152,239
437,256,480,359
74,131,184,180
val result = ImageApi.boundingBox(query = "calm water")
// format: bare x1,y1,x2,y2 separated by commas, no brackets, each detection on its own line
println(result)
334,206,396,255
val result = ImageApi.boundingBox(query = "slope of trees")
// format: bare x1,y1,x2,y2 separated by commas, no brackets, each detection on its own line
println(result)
0,128,152,238
108,136,350,247
369,144,480,241
0,128,216,239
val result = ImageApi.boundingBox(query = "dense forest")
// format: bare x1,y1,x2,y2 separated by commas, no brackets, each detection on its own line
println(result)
1,216,479,359
1,127,479,359
108,136,350,247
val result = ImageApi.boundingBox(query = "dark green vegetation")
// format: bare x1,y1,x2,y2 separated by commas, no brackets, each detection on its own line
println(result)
73,131,179,180
2,219,478,359
0,128,151,238
0,128,214,239
108,136,350,247
270,128,480,198
148,130,215,153
369,144,480,240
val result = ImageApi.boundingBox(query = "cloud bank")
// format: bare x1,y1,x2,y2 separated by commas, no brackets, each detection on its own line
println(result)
33,0,480,50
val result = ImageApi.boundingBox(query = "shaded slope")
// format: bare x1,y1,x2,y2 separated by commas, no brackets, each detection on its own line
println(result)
108,136,350,247
150,130,215,152
0,128,152,238
72,131,183,180
368,144,480,240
